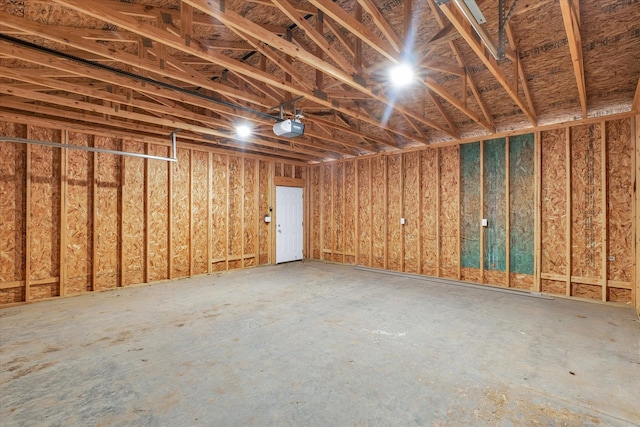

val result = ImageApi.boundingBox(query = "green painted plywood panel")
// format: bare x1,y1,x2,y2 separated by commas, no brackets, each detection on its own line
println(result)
509,134,535,275
484,138,506,271
461,142,481,268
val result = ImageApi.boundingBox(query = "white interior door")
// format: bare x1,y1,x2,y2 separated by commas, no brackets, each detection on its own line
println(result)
276,186,303,264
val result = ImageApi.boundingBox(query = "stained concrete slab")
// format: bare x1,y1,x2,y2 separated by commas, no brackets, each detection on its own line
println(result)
1,261,639,426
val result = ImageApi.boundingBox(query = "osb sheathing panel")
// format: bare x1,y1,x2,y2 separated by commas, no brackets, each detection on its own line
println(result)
228,157,242,270
570,124,603,280
460,142,481,279
606,119,634,283
387,154,402,271
371,156,386,269
171,149,190,278
147,144,169,282
357,159,371,267
403,152,420,274
541,129,567,276
243,159,257,268
0,124,26,304
211,154,227,272
344,161,356,265
483,138,507,283
295,166,304,179
259,160,271,266
29,126,61,300
608,288,632,303
439,146,459,279
420,149,438,277
122,141,145,286
509,134,535,287
66,132,92,294
541,279,566,295
321,164,332,261
95,136,120,290
572,283,601,301
310,165,321,260
191,151,209,275
333,163,344,263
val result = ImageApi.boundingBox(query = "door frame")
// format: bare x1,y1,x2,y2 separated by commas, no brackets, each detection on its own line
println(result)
273,176,307,264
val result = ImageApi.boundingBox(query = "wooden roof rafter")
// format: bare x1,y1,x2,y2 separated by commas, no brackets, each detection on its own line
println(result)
438,1,537,126
559,0,587,119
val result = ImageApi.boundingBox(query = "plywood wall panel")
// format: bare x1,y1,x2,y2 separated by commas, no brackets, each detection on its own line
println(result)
0,124,26,304
122,141,145,286
387,154,402,271
606,119,633,285
191,151,209,275
571,283,601,300
95,136,120,290
65,132,92,294
371,156,386,269
344,160,356,265
321,164,332,261
333,163,344,262
148,144,169,282
541,279,566,294
541,129,568,278
310,165,321,260
439,146,459,279
403,152,420,274
259,160,272,265
228,157,243,268
29,127,61,300
170,149,190,278
421,149,438,276
509,134,535,288
484,138,507,286
244,159,257,267
0,127,26,282
211,154,228,272
460,142,481,281
570,124,603,280
357,159,371,267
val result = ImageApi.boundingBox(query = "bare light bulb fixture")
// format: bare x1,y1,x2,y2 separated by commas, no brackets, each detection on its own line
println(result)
389,63,415,87
236,124,252,139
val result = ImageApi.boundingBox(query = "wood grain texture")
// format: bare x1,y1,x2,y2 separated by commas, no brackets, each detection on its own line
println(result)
421,149,438,277
191,150,209,274
570,124,603,280
460,142,481,280
439,146,459,279
606,119,633,291
357,159,371,266
541,129,568,276
403,152,420,274
371,156,386,269
310,165,321,260
147,144,169,282
211,154,228,272
0,123,26,303
344,160,356,265
94,136,120,290
333,163,344,262
243,159,257,268
29,126,61,300
259,160,272,265
122,141,145,286
387,154,402,271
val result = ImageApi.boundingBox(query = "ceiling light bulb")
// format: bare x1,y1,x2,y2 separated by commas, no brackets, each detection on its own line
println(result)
390,63,414,87
236,124,251,138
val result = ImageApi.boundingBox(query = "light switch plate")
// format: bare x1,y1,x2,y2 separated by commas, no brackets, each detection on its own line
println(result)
482,218,488,227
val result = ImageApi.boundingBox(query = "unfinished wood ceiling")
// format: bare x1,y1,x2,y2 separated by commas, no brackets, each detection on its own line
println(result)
1,0,639,162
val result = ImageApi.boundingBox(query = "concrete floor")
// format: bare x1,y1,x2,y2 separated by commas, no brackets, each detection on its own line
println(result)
1,261,639,426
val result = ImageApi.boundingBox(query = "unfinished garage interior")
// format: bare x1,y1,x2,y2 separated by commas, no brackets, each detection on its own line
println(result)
1,0,639,425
